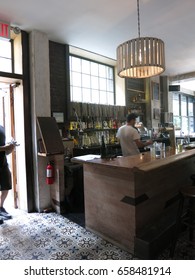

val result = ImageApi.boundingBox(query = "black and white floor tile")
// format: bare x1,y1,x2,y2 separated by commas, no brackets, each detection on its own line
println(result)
0,210,135,260
0,209,194,260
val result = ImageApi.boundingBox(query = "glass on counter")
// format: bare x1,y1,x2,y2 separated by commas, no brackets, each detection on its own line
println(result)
150,142,166,159
176,139,183,153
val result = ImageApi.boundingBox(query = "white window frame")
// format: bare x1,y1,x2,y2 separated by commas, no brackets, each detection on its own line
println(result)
172,92,195,135
0,39,12,72
69,55,115,105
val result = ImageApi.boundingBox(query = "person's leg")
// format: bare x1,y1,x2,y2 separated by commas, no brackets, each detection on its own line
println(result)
0,166,12,219
0,190,9,208
0,171,4,224
0,191,4,224
0,190,12,219
0,192,3,224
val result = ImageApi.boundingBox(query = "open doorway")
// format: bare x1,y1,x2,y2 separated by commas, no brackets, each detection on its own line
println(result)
0,78,27,211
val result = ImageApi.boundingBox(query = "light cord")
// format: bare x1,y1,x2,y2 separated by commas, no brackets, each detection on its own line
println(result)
137,0,141,38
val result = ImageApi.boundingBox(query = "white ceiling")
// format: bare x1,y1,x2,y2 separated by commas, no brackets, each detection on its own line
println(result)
1,0,195,79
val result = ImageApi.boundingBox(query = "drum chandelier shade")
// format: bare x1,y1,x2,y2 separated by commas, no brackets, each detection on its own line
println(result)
117,37,165,78
117,0,165,79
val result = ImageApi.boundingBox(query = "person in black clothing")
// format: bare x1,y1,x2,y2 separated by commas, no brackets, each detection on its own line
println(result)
0,125,15,224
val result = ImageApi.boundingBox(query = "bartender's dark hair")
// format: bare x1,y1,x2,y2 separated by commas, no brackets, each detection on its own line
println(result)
126,113,138,122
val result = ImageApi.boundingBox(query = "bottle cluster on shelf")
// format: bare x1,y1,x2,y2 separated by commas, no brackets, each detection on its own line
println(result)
67,102,128,148
69,129,117,147
68,117,124,147
128,106,143,115
126,78,146,121
69,117,125,131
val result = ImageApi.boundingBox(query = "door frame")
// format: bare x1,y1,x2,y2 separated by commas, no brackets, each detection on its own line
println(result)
0,31,36,212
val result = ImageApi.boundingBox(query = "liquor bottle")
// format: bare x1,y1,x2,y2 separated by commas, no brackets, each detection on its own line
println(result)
100,135,107,159
87,115,92,129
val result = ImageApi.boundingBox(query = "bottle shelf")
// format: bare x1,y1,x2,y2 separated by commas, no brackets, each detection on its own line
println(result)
70,128,117,132
127,88,144,93
132,100,147,104
126,78,146,123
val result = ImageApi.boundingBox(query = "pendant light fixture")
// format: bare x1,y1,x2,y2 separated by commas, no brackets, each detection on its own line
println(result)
117,0,165,79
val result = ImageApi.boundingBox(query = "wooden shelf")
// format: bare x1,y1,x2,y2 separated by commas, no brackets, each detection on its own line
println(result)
133,100,147,104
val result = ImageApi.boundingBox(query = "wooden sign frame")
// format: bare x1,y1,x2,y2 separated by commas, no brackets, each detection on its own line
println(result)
37,117,64,155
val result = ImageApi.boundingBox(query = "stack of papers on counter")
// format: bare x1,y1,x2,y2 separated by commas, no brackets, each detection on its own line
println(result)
73,154,101,161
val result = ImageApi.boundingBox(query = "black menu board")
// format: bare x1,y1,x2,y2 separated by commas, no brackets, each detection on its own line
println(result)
37,117,64,155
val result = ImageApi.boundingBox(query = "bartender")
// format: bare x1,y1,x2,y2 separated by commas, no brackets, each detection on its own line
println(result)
116,113,153,156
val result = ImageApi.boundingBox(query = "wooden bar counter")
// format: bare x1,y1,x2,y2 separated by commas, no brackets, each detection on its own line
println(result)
72,148,195,258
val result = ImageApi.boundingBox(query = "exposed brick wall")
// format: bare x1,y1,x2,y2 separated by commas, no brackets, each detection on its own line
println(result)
49,41,70,124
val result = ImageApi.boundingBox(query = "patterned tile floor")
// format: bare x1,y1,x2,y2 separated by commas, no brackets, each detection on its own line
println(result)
0,209,136,260
0,209,194,260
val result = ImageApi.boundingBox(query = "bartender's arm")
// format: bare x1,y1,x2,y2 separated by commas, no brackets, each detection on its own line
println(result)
134,139,153,148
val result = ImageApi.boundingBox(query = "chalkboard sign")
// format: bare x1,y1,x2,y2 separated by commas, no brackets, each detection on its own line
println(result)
37,117,64,155
126,78,144,92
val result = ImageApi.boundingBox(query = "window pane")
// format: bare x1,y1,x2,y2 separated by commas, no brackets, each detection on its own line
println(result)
0,40,11,58
107,67,113,79
107,91,114,105
91,62,98,76
173,92,195,135
99,78,106,91
71,57,81,72
107,79,114,92
188,100,194,116
82,74,90,88
69,55,115,105
91,76,99,90
72,72,81,87
82,88,91,103
100,91,107,104
92,89,99,103
189,117,194,133
181,116,188,134
99,64,106,77
174,116,181,129
181,95,187,116
173,93,179,115
0,57,12,72
82,59,90,74
72,86,82,102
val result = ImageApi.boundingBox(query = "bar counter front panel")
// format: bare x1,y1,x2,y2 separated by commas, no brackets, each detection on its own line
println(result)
72,149,195,258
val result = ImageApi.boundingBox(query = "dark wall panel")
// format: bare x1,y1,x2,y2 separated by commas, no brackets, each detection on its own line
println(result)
49,42,70,123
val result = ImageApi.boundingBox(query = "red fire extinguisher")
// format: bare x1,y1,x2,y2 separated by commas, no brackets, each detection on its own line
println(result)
46,161,54,185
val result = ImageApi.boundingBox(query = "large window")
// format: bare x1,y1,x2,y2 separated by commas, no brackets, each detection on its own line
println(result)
172,92,195,135
69,55,115,105
0,39,12,72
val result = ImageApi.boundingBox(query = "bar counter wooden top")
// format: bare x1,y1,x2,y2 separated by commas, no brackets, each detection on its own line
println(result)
72,147,195,171
72,148,195,259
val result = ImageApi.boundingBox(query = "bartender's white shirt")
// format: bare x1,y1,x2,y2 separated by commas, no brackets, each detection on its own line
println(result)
116,125,140,156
